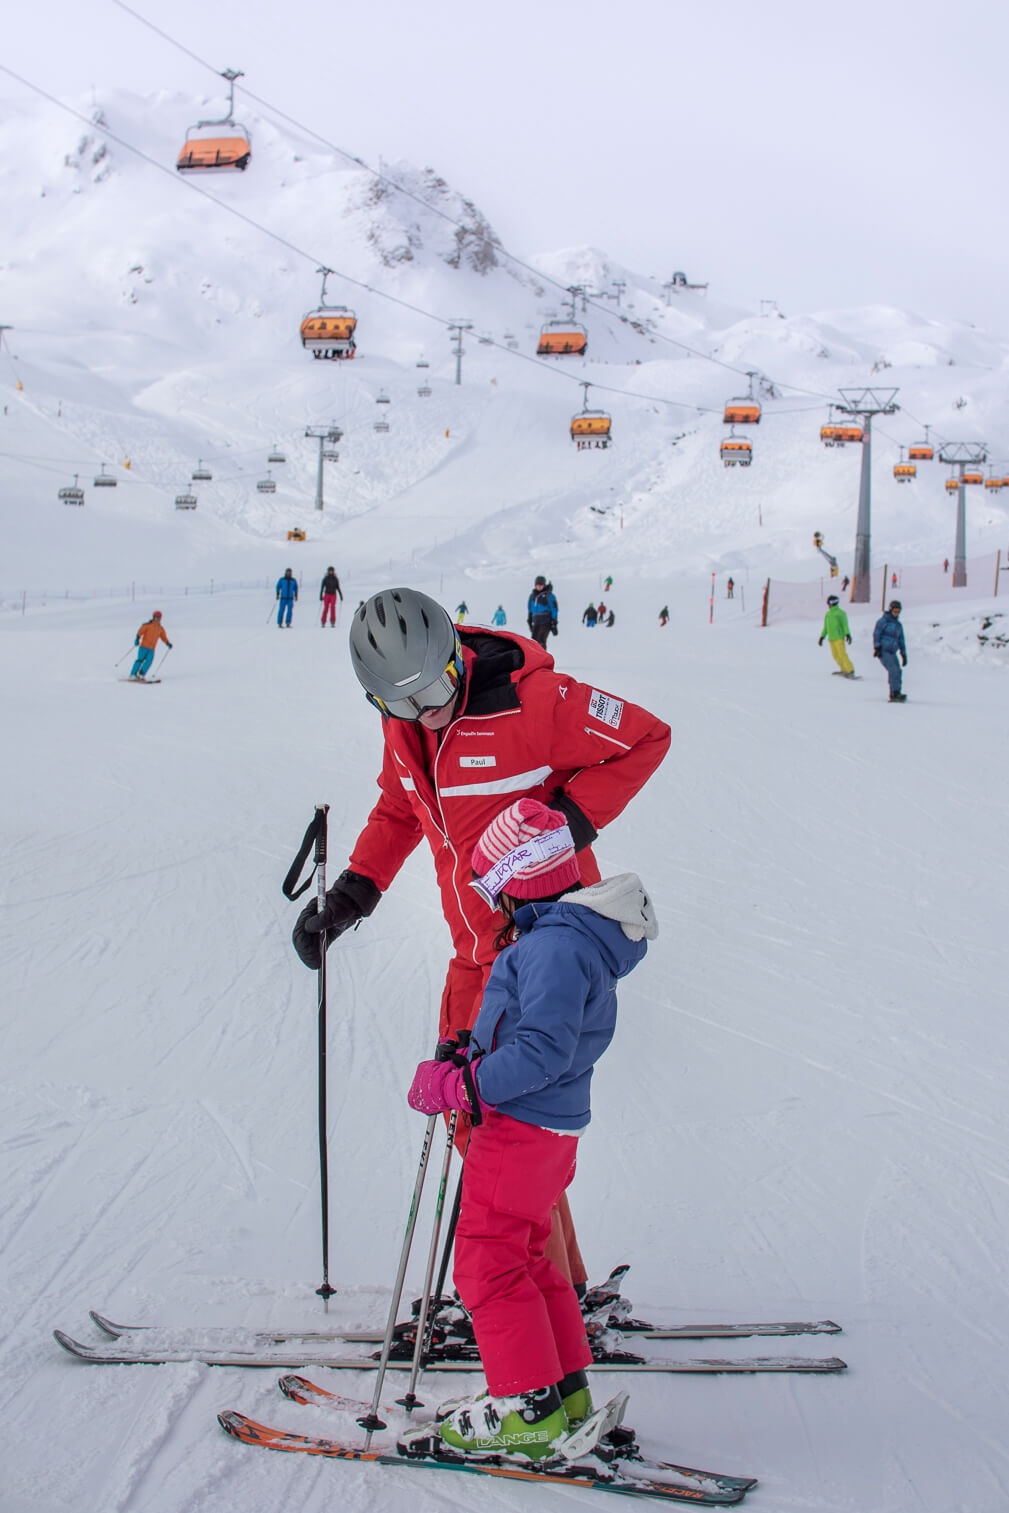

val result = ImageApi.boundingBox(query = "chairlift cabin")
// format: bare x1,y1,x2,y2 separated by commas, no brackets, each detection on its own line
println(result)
945,477,960,493
908,426,934,462
287,527,306,541
373,418,390,434
176,69,251,173
416,357,430,368
59,473,85,506
723,397,761,425
322,447,340,461
963,469,983,486
893,449,915,482
820,423,842,446
720,436,753,467
300,268,357,359
570,412,612,449
376,390,391,404
257,472,277,494
537,321,588,356
417,383,432,397
192,460,213,482
268,447,286,464
984,473,1004,491
93,464,117,488
478,334,494,345
175,492,198,510
832,423,864,445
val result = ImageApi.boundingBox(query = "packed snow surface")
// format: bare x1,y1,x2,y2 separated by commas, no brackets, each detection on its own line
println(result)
3,81,1009,1513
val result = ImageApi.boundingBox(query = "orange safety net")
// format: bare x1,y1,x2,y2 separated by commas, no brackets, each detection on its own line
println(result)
301,315,357,343
538,332,588,355
907,446,934,460
571,415,611,436
723,403,761,424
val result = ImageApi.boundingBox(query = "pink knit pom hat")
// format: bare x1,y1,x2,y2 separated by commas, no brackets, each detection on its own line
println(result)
470,798,581,906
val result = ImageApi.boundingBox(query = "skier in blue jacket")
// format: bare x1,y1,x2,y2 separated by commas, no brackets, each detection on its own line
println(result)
276,568,298,627
491,605,507,626
404,797,656,1463
873,600,907,701
527,575,558,648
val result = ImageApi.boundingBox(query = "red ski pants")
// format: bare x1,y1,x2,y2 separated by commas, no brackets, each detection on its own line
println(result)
321,593,338,625
453,1111,592,1396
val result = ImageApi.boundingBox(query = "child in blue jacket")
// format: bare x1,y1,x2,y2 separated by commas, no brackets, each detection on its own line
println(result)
404,798,657,1462
873,599,907,701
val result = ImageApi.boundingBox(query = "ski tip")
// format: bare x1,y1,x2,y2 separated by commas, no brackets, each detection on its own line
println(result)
53,1329,91,1357
89,1310,124,1337
278,1374,313,1402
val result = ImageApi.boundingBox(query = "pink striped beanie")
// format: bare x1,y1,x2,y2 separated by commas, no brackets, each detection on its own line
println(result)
471,798,581,904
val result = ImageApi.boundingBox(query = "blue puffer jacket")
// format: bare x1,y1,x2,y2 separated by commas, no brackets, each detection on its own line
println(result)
873,613,906,656
470,874,657,1131
528,587,558,621
276,574,298,601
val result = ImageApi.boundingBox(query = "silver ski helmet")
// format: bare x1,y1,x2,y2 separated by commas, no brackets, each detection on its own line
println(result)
350,588,463,720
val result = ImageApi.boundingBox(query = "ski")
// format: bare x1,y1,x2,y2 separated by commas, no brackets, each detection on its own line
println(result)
55,1330,845,1372
278,1373,758,1496
89,1308,841,1344
217,1407,750,1504
118,677,161,684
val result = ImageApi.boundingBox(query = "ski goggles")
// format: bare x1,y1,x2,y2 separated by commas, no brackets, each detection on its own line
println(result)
470,824,575,908
365,645,464,722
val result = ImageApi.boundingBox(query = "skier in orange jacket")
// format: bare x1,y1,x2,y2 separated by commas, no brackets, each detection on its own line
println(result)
130,612,171,679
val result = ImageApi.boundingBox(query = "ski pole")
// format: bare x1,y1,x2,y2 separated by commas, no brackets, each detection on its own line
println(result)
397,1106,458,1412
281,805,334,1304
152,645,172,678
266,600,278,624
312,803,336,1303
358,1108,440,1445
114,645,134,670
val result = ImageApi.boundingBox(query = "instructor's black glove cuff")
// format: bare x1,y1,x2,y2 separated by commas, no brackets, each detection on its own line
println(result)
550,790,598,853
292,869,382,970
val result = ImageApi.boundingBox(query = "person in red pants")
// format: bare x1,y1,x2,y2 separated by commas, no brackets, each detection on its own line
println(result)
400,798,657,1461
320,567,343,626
292,588,670,1288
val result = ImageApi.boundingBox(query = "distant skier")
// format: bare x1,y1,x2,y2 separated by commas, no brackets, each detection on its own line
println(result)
456,602,469,624
276,568,298,627
320,566,343,627
596,600,607,620
582,603,598,628
604,610,614,628
841,575,850,592
891,572,898,590
492,605,507,626
130,611,171,680
658,606,669,628
873,600,908,702
604,575,613,591
726,577,734,599
818,594,855,678
944,559,950,574
527,575,558,648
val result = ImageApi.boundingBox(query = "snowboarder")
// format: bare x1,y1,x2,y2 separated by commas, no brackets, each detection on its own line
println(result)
292,587,671,1285
456,603,468,624
130,611,171,679
658,606,669,627
604,575,613,592
605,610,615,627
491,605,507,626
582,603,598,628
818,594,855,678
527,576,558,648
873,600,908,701
320,566,343,626
726,578,734,599
276,569,298,627
401,797,656,1462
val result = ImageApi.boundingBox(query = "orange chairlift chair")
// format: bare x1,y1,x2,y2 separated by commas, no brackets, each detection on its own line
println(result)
176,68,251,173
300,268,358,360
537,321,588,356
570,384,612,449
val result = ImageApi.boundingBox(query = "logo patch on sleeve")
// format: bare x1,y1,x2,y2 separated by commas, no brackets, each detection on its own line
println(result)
588,690,624,729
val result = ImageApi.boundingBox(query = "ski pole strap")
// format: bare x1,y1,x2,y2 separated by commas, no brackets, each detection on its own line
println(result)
283,805,330,901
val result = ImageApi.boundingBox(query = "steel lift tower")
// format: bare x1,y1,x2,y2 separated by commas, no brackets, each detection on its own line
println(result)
836,388,900,603
938,442,988,587
305,423,343,511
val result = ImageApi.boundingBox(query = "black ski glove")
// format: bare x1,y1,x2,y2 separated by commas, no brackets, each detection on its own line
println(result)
900,654,907,666
550,790,598,852
845,635,852,645
292,869,382,970
873,648,882,658
818,636,824,646
550,621,558,636
527,616,534,632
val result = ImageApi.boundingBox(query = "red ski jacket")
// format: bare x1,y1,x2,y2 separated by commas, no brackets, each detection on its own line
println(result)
348,629,670,982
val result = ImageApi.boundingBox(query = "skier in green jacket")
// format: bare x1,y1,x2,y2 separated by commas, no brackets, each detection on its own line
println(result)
818,594,855,678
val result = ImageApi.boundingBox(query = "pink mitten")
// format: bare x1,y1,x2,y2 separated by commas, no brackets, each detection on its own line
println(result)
407,1058,495,1117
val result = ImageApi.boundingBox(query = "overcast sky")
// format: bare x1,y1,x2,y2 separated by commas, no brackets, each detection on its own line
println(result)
7,0,1009,334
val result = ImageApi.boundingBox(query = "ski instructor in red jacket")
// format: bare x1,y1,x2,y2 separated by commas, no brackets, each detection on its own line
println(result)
292,587,671,1281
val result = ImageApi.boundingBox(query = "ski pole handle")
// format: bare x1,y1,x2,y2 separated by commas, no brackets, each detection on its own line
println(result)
314,802,329,915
